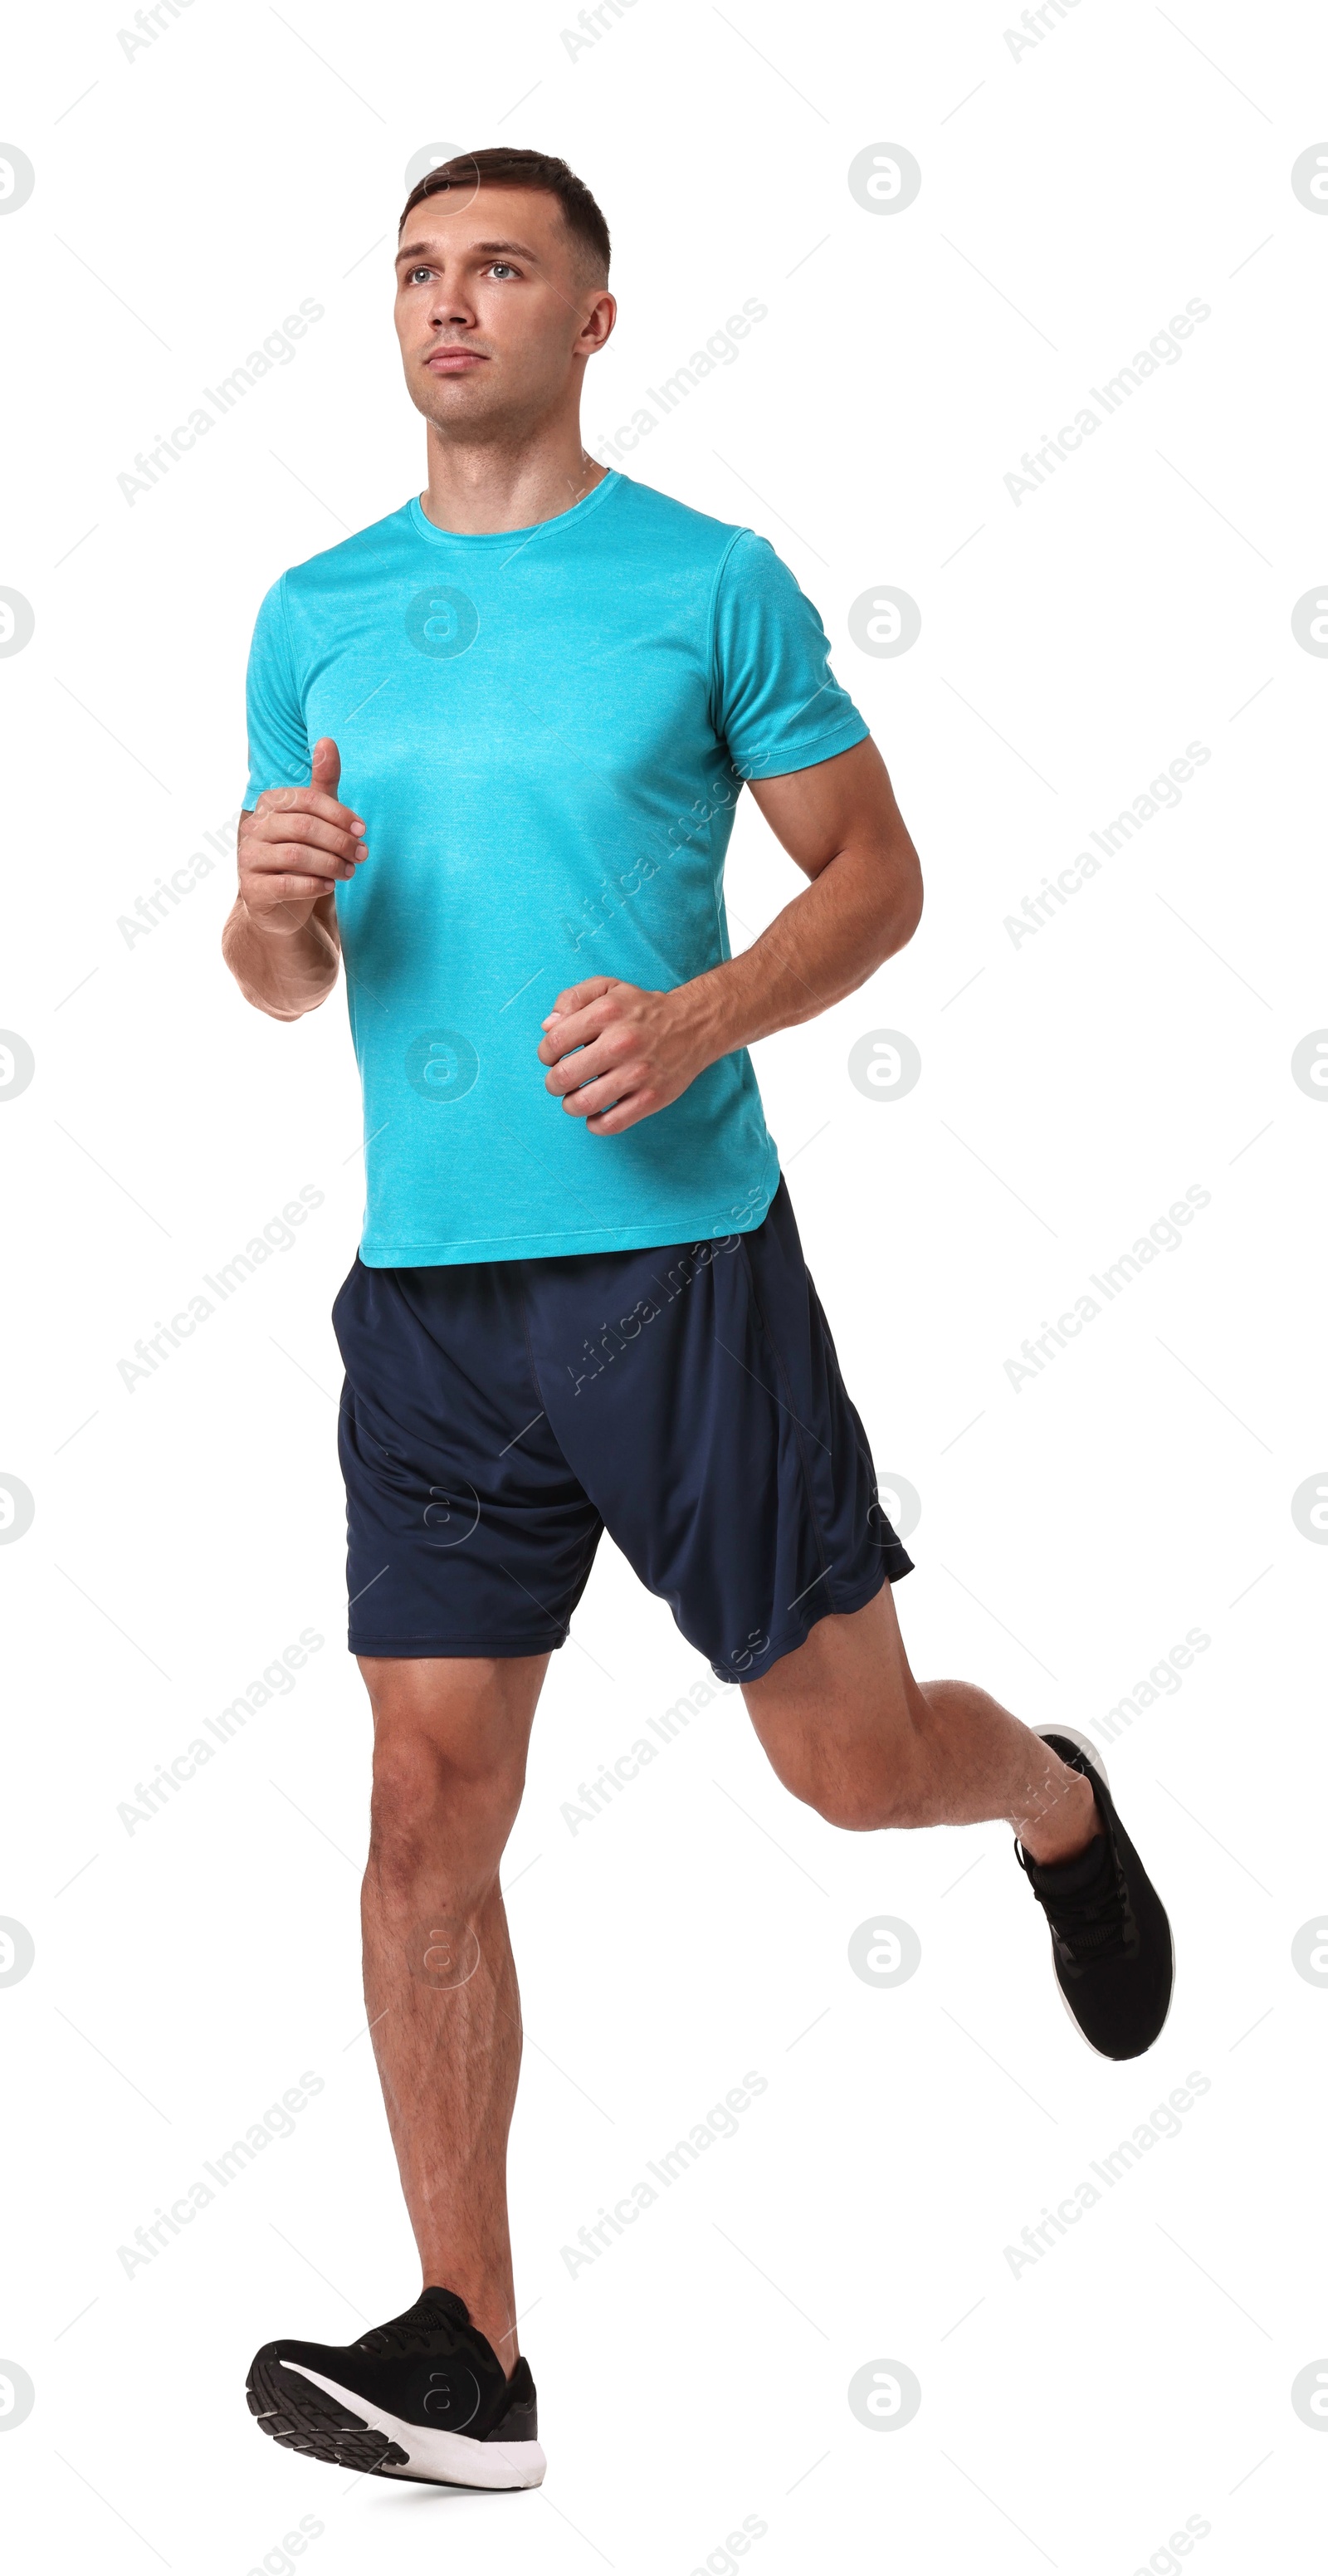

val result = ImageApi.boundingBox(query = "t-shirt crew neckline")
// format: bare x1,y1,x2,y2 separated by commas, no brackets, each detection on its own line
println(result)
407,470,622,550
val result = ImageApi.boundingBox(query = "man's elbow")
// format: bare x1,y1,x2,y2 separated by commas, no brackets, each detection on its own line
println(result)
876,844,923,963
219,917,278,1019
221,902,338,1020
227,961,332,1024
896,848,924,947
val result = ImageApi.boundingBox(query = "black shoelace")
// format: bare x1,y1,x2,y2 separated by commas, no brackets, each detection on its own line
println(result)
1020,1835,1137,1963
356,2291,472,2358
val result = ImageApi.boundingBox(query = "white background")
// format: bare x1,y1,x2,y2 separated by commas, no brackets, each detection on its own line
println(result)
2,2,1326,2570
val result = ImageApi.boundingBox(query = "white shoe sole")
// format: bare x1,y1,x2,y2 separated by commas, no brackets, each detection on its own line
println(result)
281,2361,547,2489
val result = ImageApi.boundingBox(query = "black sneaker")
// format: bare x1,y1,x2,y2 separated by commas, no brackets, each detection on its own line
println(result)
1017,1728,1174,2060
246,2285,544,2490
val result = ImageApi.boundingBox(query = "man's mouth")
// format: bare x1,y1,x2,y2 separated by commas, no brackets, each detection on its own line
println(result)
426,349,488,374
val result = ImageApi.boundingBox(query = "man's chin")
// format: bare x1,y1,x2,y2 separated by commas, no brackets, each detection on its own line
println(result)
409,381,505,433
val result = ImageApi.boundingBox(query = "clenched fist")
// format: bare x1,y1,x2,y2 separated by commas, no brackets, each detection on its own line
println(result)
238,737,367,932
537,975,714,1135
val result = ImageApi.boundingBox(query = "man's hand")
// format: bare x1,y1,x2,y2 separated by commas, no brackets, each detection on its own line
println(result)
534,740,923,1132
223,737,360,1019
537,977,713,1135
237,737,366,935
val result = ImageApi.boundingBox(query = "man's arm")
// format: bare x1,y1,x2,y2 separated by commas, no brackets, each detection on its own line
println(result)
222,736,363,1020
536,735,922,1134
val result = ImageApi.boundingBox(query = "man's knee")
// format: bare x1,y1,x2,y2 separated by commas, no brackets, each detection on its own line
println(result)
360,1654,537,1883
787,1761,916,1833
368,1724,525,1897
754,1693,927,1832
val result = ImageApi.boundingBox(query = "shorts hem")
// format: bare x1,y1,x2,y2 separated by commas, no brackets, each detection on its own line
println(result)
710,1548,913,1684
349,1556,914,1668
349,1630,569,1659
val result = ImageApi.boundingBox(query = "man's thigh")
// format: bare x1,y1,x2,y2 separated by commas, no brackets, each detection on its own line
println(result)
359,1651,551,1767
358,1656,552,1879
525,1179,913,1684
333,1255,603,1661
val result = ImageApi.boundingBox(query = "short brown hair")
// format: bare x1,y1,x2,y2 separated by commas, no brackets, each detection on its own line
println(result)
398,148,611,281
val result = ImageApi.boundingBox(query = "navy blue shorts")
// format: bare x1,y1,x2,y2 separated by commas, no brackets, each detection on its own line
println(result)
332,1178,912,1684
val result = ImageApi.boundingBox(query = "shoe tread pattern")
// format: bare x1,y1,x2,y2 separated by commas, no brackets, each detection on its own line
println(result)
246,2346,409,2474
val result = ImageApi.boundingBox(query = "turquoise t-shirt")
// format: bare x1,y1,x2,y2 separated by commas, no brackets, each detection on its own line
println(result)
243,471,868,1266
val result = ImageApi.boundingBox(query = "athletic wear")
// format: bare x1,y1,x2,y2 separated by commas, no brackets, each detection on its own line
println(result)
334,1176,912,1678
242,472,867,1268
247,2285,544,2489
1019,1731,1174,2060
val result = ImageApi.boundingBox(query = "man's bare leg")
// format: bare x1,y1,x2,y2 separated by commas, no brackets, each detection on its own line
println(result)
742,1581,1099,1860
358,1651,547,2376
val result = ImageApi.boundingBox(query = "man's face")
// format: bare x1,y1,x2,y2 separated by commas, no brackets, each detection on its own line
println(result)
393,183,614,437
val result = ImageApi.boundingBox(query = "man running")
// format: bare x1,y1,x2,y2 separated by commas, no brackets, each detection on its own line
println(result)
226,147,1172,2494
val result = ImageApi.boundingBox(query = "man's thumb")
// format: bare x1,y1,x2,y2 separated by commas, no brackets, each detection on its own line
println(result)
310,736,341,795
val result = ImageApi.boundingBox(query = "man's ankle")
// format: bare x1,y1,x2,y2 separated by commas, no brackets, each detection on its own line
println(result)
1020,1769,1101,1867
486,2319,520,2377
421,2276,519,2373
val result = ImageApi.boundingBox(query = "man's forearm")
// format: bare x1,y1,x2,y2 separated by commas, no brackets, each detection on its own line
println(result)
221,893,341,1021
678,837,923,1070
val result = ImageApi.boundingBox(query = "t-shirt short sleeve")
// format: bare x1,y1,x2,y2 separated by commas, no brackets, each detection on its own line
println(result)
710,530,869,782
243,574,310,805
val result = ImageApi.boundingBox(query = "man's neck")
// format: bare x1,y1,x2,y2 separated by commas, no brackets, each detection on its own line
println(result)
419,427,608,535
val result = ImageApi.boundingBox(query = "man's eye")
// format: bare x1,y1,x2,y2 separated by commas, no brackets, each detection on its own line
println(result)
410,266,431,285
489,262,517,281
